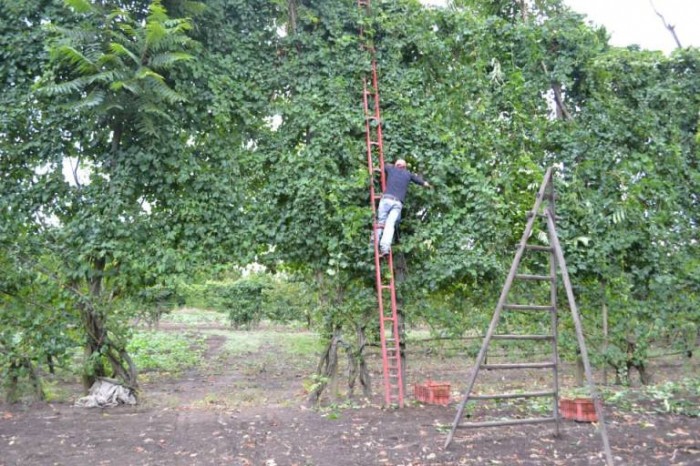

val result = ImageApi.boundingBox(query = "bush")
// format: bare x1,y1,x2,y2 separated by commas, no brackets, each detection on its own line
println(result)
135,284,186,325
262,278,315,325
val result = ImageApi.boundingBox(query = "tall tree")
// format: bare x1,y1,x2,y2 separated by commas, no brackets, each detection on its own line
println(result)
37,0,195,390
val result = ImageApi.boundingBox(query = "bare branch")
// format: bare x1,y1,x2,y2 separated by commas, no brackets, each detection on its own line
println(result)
69,156,83,188
649,0,683,49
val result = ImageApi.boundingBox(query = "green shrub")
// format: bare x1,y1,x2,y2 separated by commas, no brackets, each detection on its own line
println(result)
135,284,186,325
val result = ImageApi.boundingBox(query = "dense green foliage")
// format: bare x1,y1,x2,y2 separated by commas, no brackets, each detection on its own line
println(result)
1,0,698,400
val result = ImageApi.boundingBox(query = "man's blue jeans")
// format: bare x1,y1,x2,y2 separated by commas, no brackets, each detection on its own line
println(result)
376,197,403,254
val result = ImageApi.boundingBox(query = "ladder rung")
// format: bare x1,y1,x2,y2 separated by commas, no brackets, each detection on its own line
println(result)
380,285,392,289
523,244,552,252
491,334,553,341
370,141,380,146
457,417,556,429
515,274,552,281
503,304,554,311
481,362,556,370
470,390,555,400
526,212,548,219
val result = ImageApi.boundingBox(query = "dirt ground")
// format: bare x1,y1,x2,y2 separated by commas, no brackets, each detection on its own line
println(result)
1,319,699,466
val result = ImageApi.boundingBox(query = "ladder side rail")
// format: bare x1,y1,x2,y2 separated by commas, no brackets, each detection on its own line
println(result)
386,253,404,405
376,283,392,405
363,80,379,213
370,59,386,191
365,76,384,305
367,111,392,405
364,66,393,404
546,212,614,466
445,167,555,448
547,197,561,437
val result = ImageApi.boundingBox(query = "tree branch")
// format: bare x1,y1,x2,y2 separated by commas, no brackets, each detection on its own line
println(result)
541,61,572,121
649,0,683,49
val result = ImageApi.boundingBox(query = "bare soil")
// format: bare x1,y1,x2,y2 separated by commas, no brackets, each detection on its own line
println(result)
1,319,699,466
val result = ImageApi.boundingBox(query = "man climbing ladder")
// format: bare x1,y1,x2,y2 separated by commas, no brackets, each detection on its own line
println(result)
376,159,431,257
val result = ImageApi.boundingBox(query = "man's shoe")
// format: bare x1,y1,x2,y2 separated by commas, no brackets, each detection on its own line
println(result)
379,250,390,258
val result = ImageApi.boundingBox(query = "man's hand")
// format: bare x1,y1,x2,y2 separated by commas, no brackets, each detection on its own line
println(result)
424,182,431,188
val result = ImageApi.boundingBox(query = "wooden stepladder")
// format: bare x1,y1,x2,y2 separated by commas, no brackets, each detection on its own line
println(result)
444,167,614,466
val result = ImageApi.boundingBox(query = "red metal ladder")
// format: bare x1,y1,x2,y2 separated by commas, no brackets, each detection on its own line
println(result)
358,0,404,408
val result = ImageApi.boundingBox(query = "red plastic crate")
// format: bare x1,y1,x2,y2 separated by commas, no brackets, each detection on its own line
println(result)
559,398,598,422
414,380,451,405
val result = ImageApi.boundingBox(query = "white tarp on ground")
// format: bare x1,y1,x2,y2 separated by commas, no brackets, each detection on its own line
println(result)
74,379,136,408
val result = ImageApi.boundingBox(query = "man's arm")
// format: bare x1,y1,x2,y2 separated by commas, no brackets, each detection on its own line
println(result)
410,172,430,188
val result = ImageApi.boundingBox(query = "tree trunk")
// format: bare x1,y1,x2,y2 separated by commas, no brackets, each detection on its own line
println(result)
287,0,298,35
80,255,138,391
348,324,372,398
6,358,44,403
307,326,341,405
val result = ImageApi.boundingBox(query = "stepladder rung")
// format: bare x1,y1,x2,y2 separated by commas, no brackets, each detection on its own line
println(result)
457,417,556,429
481,362,556,370
469,390,555,401
523,244,552,252
526,212,548,219
515,274,552,281
503,304,554,312
491,334,554,341
526,211,556,220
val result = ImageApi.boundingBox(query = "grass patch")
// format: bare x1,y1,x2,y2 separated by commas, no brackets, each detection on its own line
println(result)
42,379,75,403
276,332,323,356
602,376,700,417
128,330,206,373
161,307,228,326
202,329,322,356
